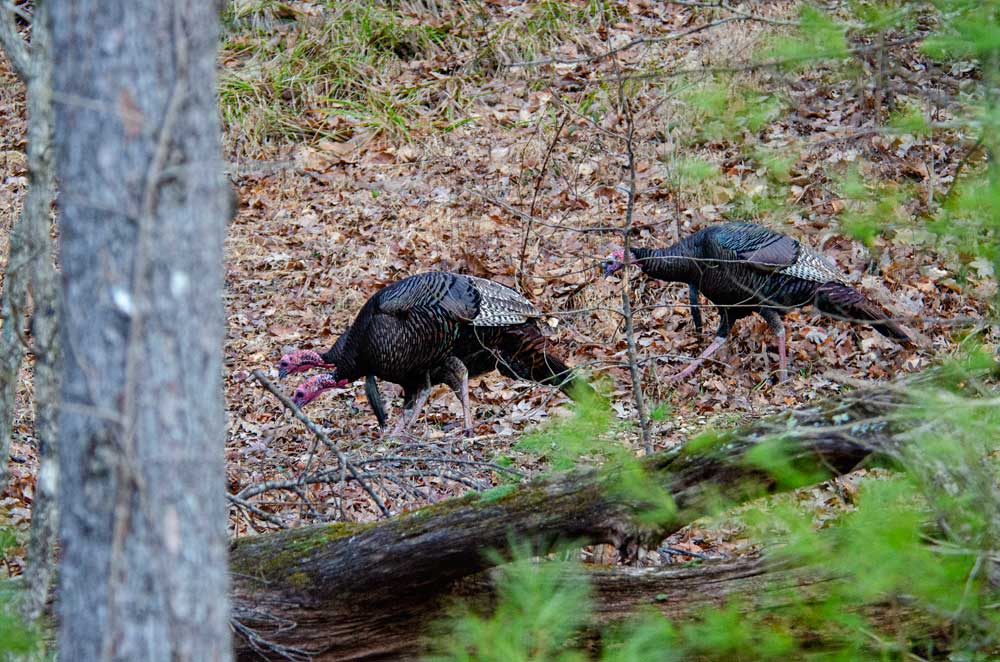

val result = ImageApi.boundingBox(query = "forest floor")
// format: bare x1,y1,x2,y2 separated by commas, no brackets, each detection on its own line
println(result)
0,0,996,573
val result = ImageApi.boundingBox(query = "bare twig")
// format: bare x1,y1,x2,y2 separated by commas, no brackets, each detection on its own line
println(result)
506,1,797,70
517,111,569,288
0,225,29,492
610,43,653,455
469,187,677,236
505,16,745,69
252,370,391,518
227,494,289,528
616,35,925,85
942,134,985,203
230,618,314,662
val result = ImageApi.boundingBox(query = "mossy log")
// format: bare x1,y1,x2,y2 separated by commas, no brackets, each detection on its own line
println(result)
229,374,947,660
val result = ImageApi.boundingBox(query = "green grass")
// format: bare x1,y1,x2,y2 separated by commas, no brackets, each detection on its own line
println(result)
220,1,449,151
219,0,616,156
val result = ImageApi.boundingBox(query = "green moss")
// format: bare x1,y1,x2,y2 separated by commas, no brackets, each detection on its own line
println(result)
286,571,311,590
684,428,733,455
230,519,375,581
479,484,518,503
388,492,483,537
409,492,481,519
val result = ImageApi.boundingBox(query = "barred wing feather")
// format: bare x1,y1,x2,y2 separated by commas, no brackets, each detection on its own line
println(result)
465,275,540,327
780,245,849,285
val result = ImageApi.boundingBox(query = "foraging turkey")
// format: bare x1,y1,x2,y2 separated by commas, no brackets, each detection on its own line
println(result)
603,222,912,381
279,271,590,436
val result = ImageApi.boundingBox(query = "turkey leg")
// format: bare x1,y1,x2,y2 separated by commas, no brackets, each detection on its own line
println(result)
670,312,731,381
391,374,432,438
688,284,703,334
439,356,473,437
670,336,727,381
761,309,788,382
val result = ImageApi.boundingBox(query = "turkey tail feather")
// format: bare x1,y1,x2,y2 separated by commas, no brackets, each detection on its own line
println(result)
814,283,912,344
495,325,593,400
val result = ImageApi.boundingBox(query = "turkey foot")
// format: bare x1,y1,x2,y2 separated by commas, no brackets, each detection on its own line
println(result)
669,336,727,382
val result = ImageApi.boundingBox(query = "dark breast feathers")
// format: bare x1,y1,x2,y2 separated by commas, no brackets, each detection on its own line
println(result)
331,272,586,434
338,272,536,387
631,222,910,382
698,222,850,315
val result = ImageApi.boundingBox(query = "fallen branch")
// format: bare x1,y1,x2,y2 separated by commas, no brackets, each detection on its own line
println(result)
228,367,979,660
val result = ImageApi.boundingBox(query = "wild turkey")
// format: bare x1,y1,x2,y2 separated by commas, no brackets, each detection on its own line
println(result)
603,222,912,381
279,271,590,436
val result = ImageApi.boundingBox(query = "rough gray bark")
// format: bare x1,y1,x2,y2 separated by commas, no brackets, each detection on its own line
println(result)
0,5,61,624
229,374,945,660
18,0,59,623
0,200,29,492
0,0,31,490
51,1,231,659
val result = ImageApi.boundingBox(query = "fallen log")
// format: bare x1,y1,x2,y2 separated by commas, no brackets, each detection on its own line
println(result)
229,369,978,660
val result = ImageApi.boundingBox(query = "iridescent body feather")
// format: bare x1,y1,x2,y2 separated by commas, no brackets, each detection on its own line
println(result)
307,271,589,433
616,222,910,380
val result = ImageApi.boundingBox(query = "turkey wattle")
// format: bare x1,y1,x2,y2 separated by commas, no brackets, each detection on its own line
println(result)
603,222,912,381
280,271,591,436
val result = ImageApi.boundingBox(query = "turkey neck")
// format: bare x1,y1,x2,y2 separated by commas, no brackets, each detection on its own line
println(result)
319,328,360,378
631,233,704,283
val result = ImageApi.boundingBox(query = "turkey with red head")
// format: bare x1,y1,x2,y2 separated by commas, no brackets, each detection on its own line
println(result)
603,222,912,382
281,271,591,436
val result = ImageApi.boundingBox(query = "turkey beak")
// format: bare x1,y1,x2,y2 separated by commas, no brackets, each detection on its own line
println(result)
277,365,289,379
601,260,617,278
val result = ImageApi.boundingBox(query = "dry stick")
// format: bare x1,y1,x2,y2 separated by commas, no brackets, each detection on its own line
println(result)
227,494,288,528
295,424,322,487
289,484,325,522
505,15,744,69
616,34,925,85
0,200,28,493
662,0,799,26
252,370,391,518
470,188,653,236
505,5,795,70
942,134,985,203
361,455,525,476
230,618,312,662
229,429,527,519
233,470,395,504
612,48,653,456
516,111,570,289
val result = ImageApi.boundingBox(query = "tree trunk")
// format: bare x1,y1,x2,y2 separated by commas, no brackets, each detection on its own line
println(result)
0,0,62,624
0,0,31,486
228,375,939,660
17,0,60,623
50,1,231,659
